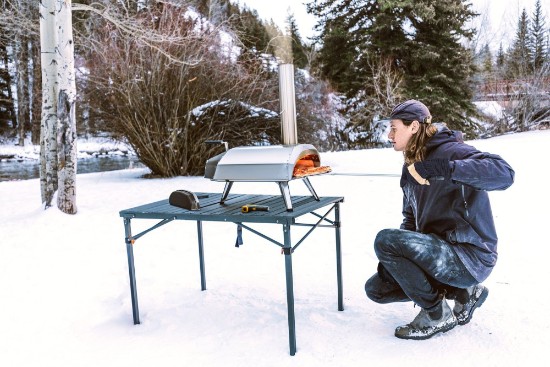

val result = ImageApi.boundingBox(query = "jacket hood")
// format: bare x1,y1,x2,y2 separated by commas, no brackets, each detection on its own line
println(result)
425,124,464,155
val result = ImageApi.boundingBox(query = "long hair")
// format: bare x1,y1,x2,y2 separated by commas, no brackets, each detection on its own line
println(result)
402,120,440,165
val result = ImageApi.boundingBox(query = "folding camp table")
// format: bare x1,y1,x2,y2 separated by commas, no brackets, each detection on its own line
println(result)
119,192,344,355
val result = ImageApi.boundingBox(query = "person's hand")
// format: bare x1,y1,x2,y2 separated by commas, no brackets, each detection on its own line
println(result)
407,159,451,185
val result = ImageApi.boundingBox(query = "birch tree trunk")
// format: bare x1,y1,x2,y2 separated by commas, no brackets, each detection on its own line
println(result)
39,0,58,207
55,0,77,214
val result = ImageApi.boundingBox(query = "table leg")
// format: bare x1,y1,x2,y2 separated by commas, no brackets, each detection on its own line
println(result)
283,224,297,356
335,202,344,311
124,218,140,324
197,221,206,291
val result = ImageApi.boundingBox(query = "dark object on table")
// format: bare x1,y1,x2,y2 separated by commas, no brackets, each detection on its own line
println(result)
169,190,200,210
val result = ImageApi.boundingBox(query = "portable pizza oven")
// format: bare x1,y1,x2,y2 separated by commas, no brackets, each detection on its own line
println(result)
204,64,330,211
204,144,327,211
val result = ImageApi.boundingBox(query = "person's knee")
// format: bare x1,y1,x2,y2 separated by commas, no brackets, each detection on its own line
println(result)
365,273,410,304
365,275,385,303
374,228,402,257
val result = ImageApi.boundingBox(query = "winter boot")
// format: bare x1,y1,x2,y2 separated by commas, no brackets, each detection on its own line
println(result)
394,298,458,340
453,284,489,325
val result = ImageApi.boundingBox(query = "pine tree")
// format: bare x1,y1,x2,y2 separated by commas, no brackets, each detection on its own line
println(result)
286,13,308,69
350,2,409,126
481,44,493,75
506,8,531,78
496,43,505,71
529,0,547,72
307,0,479,133
366,1,407,60
311,16,357,94
504,1,550,131
231,5,271,53
307,0,392,96
400,0,478,131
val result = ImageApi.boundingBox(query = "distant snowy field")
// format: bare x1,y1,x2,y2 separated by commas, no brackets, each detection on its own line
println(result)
1,128,549,367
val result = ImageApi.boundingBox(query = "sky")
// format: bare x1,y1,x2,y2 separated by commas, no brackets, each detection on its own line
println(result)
1,118,550,366
239,0,548,50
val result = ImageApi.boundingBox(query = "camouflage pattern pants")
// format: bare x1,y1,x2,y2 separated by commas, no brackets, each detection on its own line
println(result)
365,228,477,311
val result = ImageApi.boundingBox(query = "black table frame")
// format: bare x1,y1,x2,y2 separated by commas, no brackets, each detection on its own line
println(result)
119,192,344,355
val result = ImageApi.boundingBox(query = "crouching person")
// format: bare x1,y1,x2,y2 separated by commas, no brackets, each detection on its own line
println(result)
365,100,515,340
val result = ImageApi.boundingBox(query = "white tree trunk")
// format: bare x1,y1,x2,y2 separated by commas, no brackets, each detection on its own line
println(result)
39,0,58,207
39,0,78,213
55,0,77,214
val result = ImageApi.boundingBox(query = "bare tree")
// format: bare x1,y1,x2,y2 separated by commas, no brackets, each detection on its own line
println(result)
480,3,550,134
510,61,550,130
83,3,280,177
364,56,403,118
348,58,403,147
342,56,403,148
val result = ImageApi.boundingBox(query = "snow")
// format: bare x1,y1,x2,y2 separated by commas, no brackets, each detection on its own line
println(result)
474,101,506,120
0,136,134,161
191,99,278,119
1,130,549,366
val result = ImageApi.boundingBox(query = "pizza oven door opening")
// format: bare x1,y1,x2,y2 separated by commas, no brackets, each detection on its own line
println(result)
292,153,320,178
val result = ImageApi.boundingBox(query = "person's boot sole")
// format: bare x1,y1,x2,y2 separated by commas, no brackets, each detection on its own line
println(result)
394,318,458,340
458,286,489,326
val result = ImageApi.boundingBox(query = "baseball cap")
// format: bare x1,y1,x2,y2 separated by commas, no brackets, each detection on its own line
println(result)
390,99,432,124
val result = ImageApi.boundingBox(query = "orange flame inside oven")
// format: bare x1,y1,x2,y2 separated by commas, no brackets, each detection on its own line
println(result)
293,154,331,178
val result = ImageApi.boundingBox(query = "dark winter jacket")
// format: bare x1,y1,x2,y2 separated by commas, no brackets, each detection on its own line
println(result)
400,125,515,283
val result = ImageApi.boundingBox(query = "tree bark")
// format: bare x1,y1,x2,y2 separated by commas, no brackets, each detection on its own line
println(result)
31,39,42,145
0,45,16,131
55,0,78,214
57,90,77,214
16,32,30,147
39,0,58,207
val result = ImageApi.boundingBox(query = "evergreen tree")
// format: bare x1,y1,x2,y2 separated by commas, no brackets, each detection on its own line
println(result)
231,5,271,53
481,44,493,75
311,16,358,94
308,0,396,96
502,1,550,131
308,0,479,133
506,8,531,78
529,0,547,72
355,1,408,111
286,13,308,69
496,43,505,72
366,1,407,60
402,0,478,132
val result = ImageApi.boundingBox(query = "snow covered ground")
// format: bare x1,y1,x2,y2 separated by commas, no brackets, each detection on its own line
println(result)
1,129,549,366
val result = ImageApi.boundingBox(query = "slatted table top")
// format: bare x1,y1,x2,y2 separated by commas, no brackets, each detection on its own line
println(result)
119,192,344,224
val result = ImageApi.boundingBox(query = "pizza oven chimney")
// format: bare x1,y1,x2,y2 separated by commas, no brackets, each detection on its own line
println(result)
278,63,298,145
